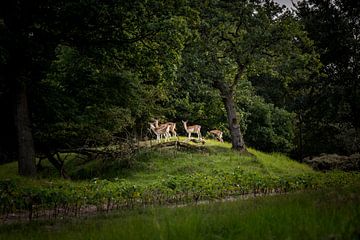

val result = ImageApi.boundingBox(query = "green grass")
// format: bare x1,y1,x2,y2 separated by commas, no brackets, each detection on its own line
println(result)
62,138,314,183
0,139,342,219
1,183,359,240
0,161,19,180
0,139,314,183
1,139,359,239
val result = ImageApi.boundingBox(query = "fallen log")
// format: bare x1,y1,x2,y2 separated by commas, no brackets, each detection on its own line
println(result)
45,152,70,179
151,140,207,151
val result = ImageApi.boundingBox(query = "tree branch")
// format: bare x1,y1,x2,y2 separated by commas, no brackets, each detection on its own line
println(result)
218,32,236,49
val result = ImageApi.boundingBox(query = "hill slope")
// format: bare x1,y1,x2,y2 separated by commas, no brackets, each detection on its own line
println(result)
1,139,358,222
62,139,315,182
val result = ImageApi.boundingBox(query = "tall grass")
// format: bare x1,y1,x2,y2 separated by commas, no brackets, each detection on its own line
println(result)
1,184,359,240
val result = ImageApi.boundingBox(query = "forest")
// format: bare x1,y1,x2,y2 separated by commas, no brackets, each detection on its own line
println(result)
0,0,359,176
0,0,359,238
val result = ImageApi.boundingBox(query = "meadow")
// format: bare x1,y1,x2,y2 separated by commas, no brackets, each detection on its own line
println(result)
1,139,359,239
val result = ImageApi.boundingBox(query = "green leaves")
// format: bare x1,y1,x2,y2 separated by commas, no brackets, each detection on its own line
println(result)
2,170,359,220
294,0,360,155
236,86,296,153
29,1,199,151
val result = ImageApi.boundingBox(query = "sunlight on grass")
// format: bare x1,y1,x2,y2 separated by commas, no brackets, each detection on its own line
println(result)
249,148,315,175
1,139,359,240
0,139,315,184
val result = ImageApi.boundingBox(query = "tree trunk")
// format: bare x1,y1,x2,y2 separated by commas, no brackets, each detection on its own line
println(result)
214,80,246,152
223,92,246,151
14,83,36,176
298,113,303,162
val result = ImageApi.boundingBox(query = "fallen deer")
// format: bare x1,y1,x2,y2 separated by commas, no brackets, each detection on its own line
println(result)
209,129,224,142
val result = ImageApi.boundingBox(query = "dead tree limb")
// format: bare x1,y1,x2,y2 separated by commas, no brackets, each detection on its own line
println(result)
151,141,207,151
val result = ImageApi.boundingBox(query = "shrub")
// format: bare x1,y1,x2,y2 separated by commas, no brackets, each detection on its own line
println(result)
241,97,295,153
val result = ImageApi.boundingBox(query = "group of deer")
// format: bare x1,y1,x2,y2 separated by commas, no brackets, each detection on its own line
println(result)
149,119,223,143
149,120,177,142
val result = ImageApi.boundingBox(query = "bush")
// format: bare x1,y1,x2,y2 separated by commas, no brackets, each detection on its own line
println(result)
1,170,359,221
241,97,295,153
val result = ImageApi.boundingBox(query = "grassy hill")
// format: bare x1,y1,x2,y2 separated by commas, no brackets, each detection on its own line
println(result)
0,138,313,181
1,139,360,239
67,140,314,184
0,139,359,223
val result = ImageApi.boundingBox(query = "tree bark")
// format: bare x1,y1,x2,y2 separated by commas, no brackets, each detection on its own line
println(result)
214,80,246,152
298,113,303,162
14,83,36,176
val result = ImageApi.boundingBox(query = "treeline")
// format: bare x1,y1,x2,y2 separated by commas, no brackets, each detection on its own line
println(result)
0,0,359,175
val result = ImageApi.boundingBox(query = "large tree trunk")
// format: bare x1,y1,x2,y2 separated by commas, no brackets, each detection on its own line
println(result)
14,83,36,176
214,80,246,152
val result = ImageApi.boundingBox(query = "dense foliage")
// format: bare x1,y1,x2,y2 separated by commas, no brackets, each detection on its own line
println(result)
1,165,359,221
293,0,360,156
0,0,358,174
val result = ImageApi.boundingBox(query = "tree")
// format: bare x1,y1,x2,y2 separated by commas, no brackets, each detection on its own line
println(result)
0,0,54,176
180,0,320,152
295,0,360,155
0,0,193,176
235,80,296,153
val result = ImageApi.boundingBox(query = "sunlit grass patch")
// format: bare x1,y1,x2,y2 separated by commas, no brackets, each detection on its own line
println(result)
249,149,314,175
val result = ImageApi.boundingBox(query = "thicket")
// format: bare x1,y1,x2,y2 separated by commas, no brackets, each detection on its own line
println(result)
5,0,357,173
235,81,295,153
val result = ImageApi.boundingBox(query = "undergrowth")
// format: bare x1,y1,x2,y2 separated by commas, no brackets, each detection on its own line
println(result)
1,183,360,240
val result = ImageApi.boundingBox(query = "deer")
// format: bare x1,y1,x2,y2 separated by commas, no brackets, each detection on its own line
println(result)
182,120,202,140
154,119,177,138
209,129,224,142
149,122,170,142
